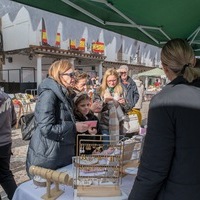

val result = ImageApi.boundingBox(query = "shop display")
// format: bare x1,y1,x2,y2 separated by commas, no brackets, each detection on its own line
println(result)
29,165,73,200
73,134,124,197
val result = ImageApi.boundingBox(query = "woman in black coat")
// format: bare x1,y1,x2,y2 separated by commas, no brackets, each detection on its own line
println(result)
26,60,89,177
128,39,200,200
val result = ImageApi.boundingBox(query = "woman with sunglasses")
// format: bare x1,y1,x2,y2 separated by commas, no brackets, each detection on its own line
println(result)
26,59,88,177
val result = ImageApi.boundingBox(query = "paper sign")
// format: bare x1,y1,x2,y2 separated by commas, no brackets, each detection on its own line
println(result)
85,120,97,128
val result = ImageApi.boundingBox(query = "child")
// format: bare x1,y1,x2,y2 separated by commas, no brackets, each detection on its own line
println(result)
74,92,102,154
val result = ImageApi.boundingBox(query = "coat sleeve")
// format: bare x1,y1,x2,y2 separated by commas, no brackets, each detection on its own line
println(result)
128,98,175,200
132,81,139,107
11,99,17,127
35,90,76,144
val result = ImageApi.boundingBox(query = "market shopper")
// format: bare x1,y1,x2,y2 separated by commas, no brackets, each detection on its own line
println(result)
99,68,129,142
73,71,88,93
0,90,17,200
128,39,200,200
26,59,89,177
117,65,139,111
73,70,102,113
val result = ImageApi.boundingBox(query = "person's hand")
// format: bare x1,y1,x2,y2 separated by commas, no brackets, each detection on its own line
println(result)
76,122,88,133
104,91,113,103
104,96,113,103
118,97,126,104
90,101,102,113
88,127,97,135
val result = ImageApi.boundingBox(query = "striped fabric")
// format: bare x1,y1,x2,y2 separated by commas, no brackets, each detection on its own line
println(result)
108,101,125,143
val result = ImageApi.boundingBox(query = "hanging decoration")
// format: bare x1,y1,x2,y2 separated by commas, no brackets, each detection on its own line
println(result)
55,33,61,48
0,1,161,61
78,38,85,51
41,29,48,45
70,39,76,49
92,41,104,54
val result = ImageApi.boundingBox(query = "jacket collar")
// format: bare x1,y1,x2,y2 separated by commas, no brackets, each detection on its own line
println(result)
168,75,200,88
168,76,188,86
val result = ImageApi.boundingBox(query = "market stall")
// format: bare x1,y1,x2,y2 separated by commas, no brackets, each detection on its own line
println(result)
13,135,145,200
138,68,166,101
12,166,133,200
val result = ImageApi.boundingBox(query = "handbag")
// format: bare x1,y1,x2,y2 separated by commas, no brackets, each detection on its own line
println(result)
19,112,35,140
122,113,140,134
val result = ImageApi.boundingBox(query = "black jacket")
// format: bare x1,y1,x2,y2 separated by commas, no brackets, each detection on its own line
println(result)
128,76,200,200
26,77,76,177
75,112,102,154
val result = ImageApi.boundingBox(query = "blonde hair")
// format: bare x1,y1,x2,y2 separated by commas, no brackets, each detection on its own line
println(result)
48,59,73,86
100,68,123,97
161,38,200,82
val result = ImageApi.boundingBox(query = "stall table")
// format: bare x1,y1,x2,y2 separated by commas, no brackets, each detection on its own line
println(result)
13,164,136,200
144,90,159,101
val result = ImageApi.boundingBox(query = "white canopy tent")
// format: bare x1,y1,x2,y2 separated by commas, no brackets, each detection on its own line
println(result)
138,68,165,77
138,68,166,89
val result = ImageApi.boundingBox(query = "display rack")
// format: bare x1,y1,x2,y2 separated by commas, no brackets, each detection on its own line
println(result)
73,134,124,197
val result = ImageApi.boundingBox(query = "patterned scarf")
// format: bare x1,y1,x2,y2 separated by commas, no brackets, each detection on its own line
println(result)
105,88,125,143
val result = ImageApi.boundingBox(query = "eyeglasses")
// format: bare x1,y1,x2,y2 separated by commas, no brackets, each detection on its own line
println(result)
60,72,75,78
107,79,117,83
120,71,127,75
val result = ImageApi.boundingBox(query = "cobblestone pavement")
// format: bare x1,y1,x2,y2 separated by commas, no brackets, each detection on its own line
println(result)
0,101,150,199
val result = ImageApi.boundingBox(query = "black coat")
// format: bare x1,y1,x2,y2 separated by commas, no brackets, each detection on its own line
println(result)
128,76,200,200
26,77,76,177
75,112,102,154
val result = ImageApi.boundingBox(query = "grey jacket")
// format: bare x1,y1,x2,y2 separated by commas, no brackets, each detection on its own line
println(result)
120,76,139,110
26,78,76,177
0,91,16,147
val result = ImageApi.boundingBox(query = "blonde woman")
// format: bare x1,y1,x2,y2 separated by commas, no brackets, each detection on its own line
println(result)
99,68,129,142
26,59,88,178
129,39,200,200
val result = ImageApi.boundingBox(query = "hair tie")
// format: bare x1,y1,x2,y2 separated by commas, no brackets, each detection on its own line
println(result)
180,63,190,74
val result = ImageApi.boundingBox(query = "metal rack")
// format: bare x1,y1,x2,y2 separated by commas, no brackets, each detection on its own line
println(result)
73,134,124,197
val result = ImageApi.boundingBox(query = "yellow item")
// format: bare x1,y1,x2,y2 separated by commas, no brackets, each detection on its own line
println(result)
127,108,142,125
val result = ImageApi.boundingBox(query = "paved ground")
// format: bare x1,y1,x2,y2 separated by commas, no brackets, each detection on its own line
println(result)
0,101,150,199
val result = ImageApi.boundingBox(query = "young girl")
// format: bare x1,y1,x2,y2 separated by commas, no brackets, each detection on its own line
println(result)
74,92,102,154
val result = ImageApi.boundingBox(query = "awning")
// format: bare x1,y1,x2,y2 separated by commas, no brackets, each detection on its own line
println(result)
138,68,165,77
10,0,200,55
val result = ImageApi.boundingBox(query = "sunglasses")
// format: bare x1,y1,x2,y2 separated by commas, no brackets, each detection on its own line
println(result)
120,71,127,75
61,72,75,77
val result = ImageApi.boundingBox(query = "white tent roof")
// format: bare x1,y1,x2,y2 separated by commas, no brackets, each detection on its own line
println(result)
138,68,165,77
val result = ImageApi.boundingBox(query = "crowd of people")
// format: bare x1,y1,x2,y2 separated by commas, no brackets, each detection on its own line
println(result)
1,38,200,200
26,60,140,170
